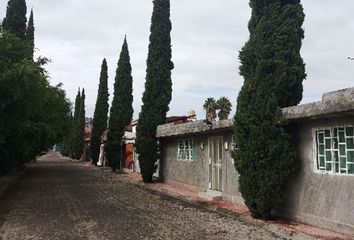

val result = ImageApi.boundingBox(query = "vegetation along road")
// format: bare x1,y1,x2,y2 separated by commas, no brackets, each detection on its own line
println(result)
0,152,313,240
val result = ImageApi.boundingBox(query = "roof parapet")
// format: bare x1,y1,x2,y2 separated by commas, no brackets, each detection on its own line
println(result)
157,87,354,138
156,119,233,138
283,87,354,120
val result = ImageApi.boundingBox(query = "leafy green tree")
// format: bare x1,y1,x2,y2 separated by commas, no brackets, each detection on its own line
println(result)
90,59,109,165
233,0,305,219
136,0,173,182
0,30,36,172
0,0,71,173
2,0,27,40
25,8,34,57
0,29,71,174
105,37,133,171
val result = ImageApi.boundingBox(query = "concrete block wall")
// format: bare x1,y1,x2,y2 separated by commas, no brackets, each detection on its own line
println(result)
159,130,244,205
279,118,354,236
157,92,354,235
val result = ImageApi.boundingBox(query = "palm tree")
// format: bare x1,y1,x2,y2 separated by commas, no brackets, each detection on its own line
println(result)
217,97,232,120
203,97,217,122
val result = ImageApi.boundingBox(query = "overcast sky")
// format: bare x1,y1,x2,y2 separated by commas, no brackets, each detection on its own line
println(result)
1,0,354,119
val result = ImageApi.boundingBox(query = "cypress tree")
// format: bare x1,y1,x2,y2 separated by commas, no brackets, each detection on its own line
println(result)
72,89,81,159
68,112,75,157
90,59,109,165
2,0,27,40
73,89,81,122
61,112,73,157
105,37,133,172
136,0,173,183
25,8,34,57
79,88,86,159
233,0,305,219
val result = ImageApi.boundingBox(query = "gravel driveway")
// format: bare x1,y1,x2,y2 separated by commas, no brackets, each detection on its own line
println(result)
0,153,313,240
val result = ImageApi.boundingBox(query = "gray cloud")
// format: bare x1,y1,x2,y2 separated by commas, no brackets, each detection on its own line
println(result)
1,0,353,120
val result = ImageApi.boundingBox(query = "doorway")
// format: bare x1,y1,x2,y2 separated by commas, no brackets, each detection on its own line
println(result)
208,136,223,191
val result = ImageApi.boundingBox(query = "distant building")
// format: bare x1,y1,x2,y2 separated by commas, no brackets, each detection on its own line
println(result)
98,113,197,173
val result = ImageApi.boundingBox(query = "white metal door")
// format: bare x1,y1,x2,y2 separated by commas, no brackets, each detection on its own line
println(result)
208,136,223,191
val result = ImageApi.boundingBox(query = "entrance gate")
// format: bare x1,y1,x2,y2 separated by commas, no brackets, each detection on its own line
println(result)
208,136,223,191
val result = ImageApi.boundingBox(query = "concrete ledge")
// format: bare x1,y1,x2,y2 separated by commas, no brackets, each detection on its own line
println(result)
283,87,354,120
157,87,354,137
157,119,233,138
198,189,222,201
222,192,245,206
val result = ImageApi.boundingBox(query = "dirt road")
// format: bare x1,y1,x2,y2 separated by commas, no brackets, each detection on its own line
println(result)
0,153,311,240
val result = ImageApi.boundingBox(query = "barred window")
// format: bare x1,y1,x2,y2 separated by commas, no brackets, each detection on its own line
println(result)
315,126,354,175
177,139,195,161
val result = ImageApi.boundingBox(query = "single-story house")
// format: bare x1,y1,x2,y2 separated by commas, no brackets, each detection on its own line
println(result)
123,113,197,173
156,87,354,236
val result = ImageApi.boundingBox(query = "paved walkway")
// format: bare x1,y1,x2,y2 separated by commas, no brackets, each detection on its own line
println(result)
0,153,346,239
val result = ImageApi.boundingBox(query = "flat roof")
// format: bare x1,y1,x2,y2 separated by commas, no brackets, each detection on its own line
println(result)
157,87,354,138
156,119,233,138
283,87,354,120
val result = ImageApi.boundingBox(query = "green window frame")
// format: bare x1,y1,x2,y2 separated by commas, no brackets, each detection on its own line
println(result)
177,139,195,161
315,126,354,175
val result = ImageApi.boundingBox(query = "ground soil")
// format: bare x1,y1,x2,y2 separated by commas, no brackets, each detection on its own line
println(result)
0,152,313,240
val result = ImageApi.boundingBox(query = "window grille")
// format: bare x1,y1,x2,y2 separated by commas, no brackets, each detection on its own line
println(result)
315,126,354,175
177,139,195,161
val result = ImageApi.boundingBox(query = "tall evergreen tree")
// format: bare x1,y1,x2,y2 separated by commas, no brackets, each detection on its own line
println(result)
79,88,86,159
90,59,109,165
61,112,73,157
105,37,133,172
2,0,27,40
25,8,34,57
68,112,74,156
72,89,82,159
233,0,305,219
73,89,81,127
136,0,173,183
